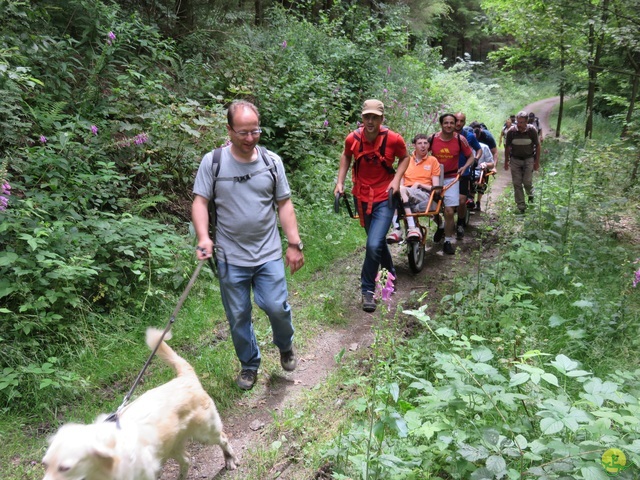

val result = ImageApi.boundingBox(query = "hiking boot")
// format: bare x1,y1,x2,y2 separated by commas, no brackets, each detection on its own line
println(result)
433,227,445,243
280,349,297,372
406,227,422,241
386,228,402,244
362,292,376,313
456,224,465,240
236,369,258,390
443,241,456,255
474,201,481,212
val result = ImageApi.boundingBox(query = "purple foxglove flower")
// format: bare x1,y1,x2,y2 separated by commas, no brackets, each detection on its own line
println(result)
107,31,116,45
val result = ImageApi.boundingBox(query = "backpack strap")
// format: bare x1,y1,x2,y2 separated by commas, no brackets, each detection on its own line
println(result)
207,146,278,239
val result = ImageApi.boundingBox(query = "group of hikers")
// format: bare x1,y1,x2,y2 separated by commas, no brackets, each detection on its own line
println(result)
191,99,542,389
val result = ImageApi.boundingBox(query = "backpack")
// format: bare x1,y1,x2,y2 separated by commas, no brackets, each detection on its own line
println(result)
207,146,278,239
351,126,394,178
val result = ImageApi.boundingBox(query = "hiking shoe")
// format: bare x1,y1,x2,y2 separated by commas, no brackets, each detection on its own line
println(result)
443,241,456,255
386,228,403,244
236,369,258,390
528,195,534,203
456,224,465,240
474,201,481,211
362,292,376,313
406,227,422,241
280,349,297,372
433,227,445,243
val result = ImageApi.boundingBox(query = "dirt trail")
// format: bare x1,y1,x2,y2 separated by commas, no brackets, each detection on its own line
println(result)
160,98,558,480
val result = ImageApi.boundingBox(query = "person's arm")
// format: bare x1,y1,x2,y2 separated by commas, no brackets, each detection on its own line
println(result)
389,154,410,194
334,150,352,196
498,129,505,147
533,131,541,171
192,195,214,260
277,198,304,274
504,145,510,171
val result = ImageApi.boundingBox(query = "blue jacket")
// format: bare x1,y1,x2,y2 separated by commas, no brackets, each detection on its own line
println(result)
459,126,480,176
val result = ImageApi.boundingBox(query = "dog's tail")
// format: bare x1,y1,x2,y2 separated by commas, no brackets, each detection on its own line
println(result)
145,328,195,378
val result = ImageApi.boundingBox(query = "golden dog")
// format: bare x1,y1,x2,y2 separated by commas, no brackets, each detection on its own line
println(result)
42,328,237,479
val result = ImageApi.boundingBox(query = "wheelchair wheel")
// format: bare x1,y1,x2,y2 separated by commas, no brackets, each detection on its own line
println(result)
407,240,425,273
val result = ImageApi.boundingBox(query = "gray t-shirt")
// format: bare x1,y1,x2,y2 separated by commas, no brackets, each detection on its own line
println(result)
193,146,291,267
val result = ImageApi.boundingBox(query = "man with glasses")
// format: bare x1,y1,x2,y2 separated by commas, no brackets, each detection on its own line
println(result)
192,100,304,390
334,99,409,313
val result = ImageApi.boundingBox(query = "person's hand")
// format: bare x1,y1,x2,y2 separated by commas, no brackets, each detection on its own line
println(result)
534,161,540,172
334,182,344,197
504,162,510,172
285,247,304,275
196,239,214,260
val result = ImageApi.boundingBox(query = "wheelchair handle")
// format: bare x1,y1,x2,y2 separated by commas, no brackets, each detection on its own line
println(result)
334,192,341,214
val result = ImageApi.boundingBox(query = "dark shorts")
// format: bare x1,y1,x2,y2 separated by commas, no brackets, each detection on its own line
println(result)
459,176,471,196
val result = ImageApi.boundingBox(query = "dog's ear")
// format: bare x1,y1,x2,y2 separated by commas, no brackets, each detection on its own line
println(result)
91,429,117,470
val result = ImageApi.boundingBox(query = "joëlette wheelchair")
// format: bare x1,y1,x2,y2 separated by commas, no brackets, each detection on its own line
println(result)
334,172,460,273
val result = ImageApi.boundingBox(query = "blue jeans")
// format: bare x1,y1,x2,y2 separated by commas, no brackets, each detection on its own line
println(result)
358,199,396,294
218,259,294,371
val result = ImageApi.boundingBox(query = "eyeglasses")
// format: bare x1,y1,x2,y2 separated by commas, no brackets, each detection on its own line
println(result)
229,126,262,138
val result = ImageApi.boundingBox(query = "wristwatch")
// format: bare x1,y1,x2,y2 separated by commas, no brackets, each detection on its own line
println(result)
288,241,304,251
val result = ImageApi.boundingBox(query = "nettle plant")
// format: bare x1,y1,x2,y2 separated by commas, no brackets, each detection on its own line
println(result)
325,310,640,479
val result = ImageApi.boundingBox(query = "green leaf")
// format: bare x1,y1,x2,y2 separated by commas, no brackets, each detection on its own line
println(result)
509,372,530,387
471,346,493,362
0,252,19,266
486,455,507,474
541,373,559,387
548,314,567,327
458,443,490,461
580,465,609,480
550,354,578,373
540,417,564,435
572,300,594,308
388,382,399,402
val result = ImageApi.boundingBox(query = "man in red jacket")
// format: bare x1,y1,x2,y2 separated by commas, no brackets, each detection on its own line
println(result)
334,99,409,312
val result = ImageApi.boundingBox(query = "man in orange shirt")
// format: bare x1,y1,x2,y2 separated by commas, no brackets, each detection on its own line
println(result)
387,134,441,243
334,99,409,312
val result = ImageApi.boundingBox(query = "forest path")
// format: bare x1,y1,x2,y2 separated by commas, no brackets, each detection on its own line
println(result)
160,97,559,480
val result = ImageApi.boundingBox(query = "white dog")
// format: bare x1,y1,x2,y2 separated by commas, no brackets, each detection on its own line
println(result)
42,328,237,479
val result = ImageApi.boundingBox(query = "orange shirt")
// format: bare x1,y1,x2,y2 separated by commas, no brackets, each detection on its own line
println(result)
403,154,441,188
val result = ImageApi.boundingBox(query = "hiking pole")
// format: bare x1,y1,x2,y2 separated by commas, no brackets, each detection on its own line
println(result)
105,259,206,423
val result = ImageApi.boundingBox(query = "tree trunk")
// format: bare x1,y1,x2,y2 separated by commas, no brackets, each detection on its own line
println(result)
254,0,263,25
584,0,610,139
556,22,565,138
174,0,192,36
622,53,639,138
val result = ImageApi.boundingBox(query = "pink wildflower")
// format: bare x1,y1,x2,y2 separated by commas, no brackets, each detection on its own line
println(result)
281,40,287,49
39,135,47,144
323,119,329,127
91,125,98,135
134,132,149,145
633,266,640,288
374,269,396,310
107,31,116,45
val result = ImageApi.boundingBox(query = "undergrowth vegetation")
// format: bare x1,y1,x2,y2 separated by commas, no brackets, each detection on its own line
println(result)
318,133,640,479
1,0,639,478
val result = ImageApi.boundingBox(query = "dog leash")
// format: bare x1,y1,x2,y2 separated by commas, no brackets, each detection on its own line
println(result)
105,258,210,424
